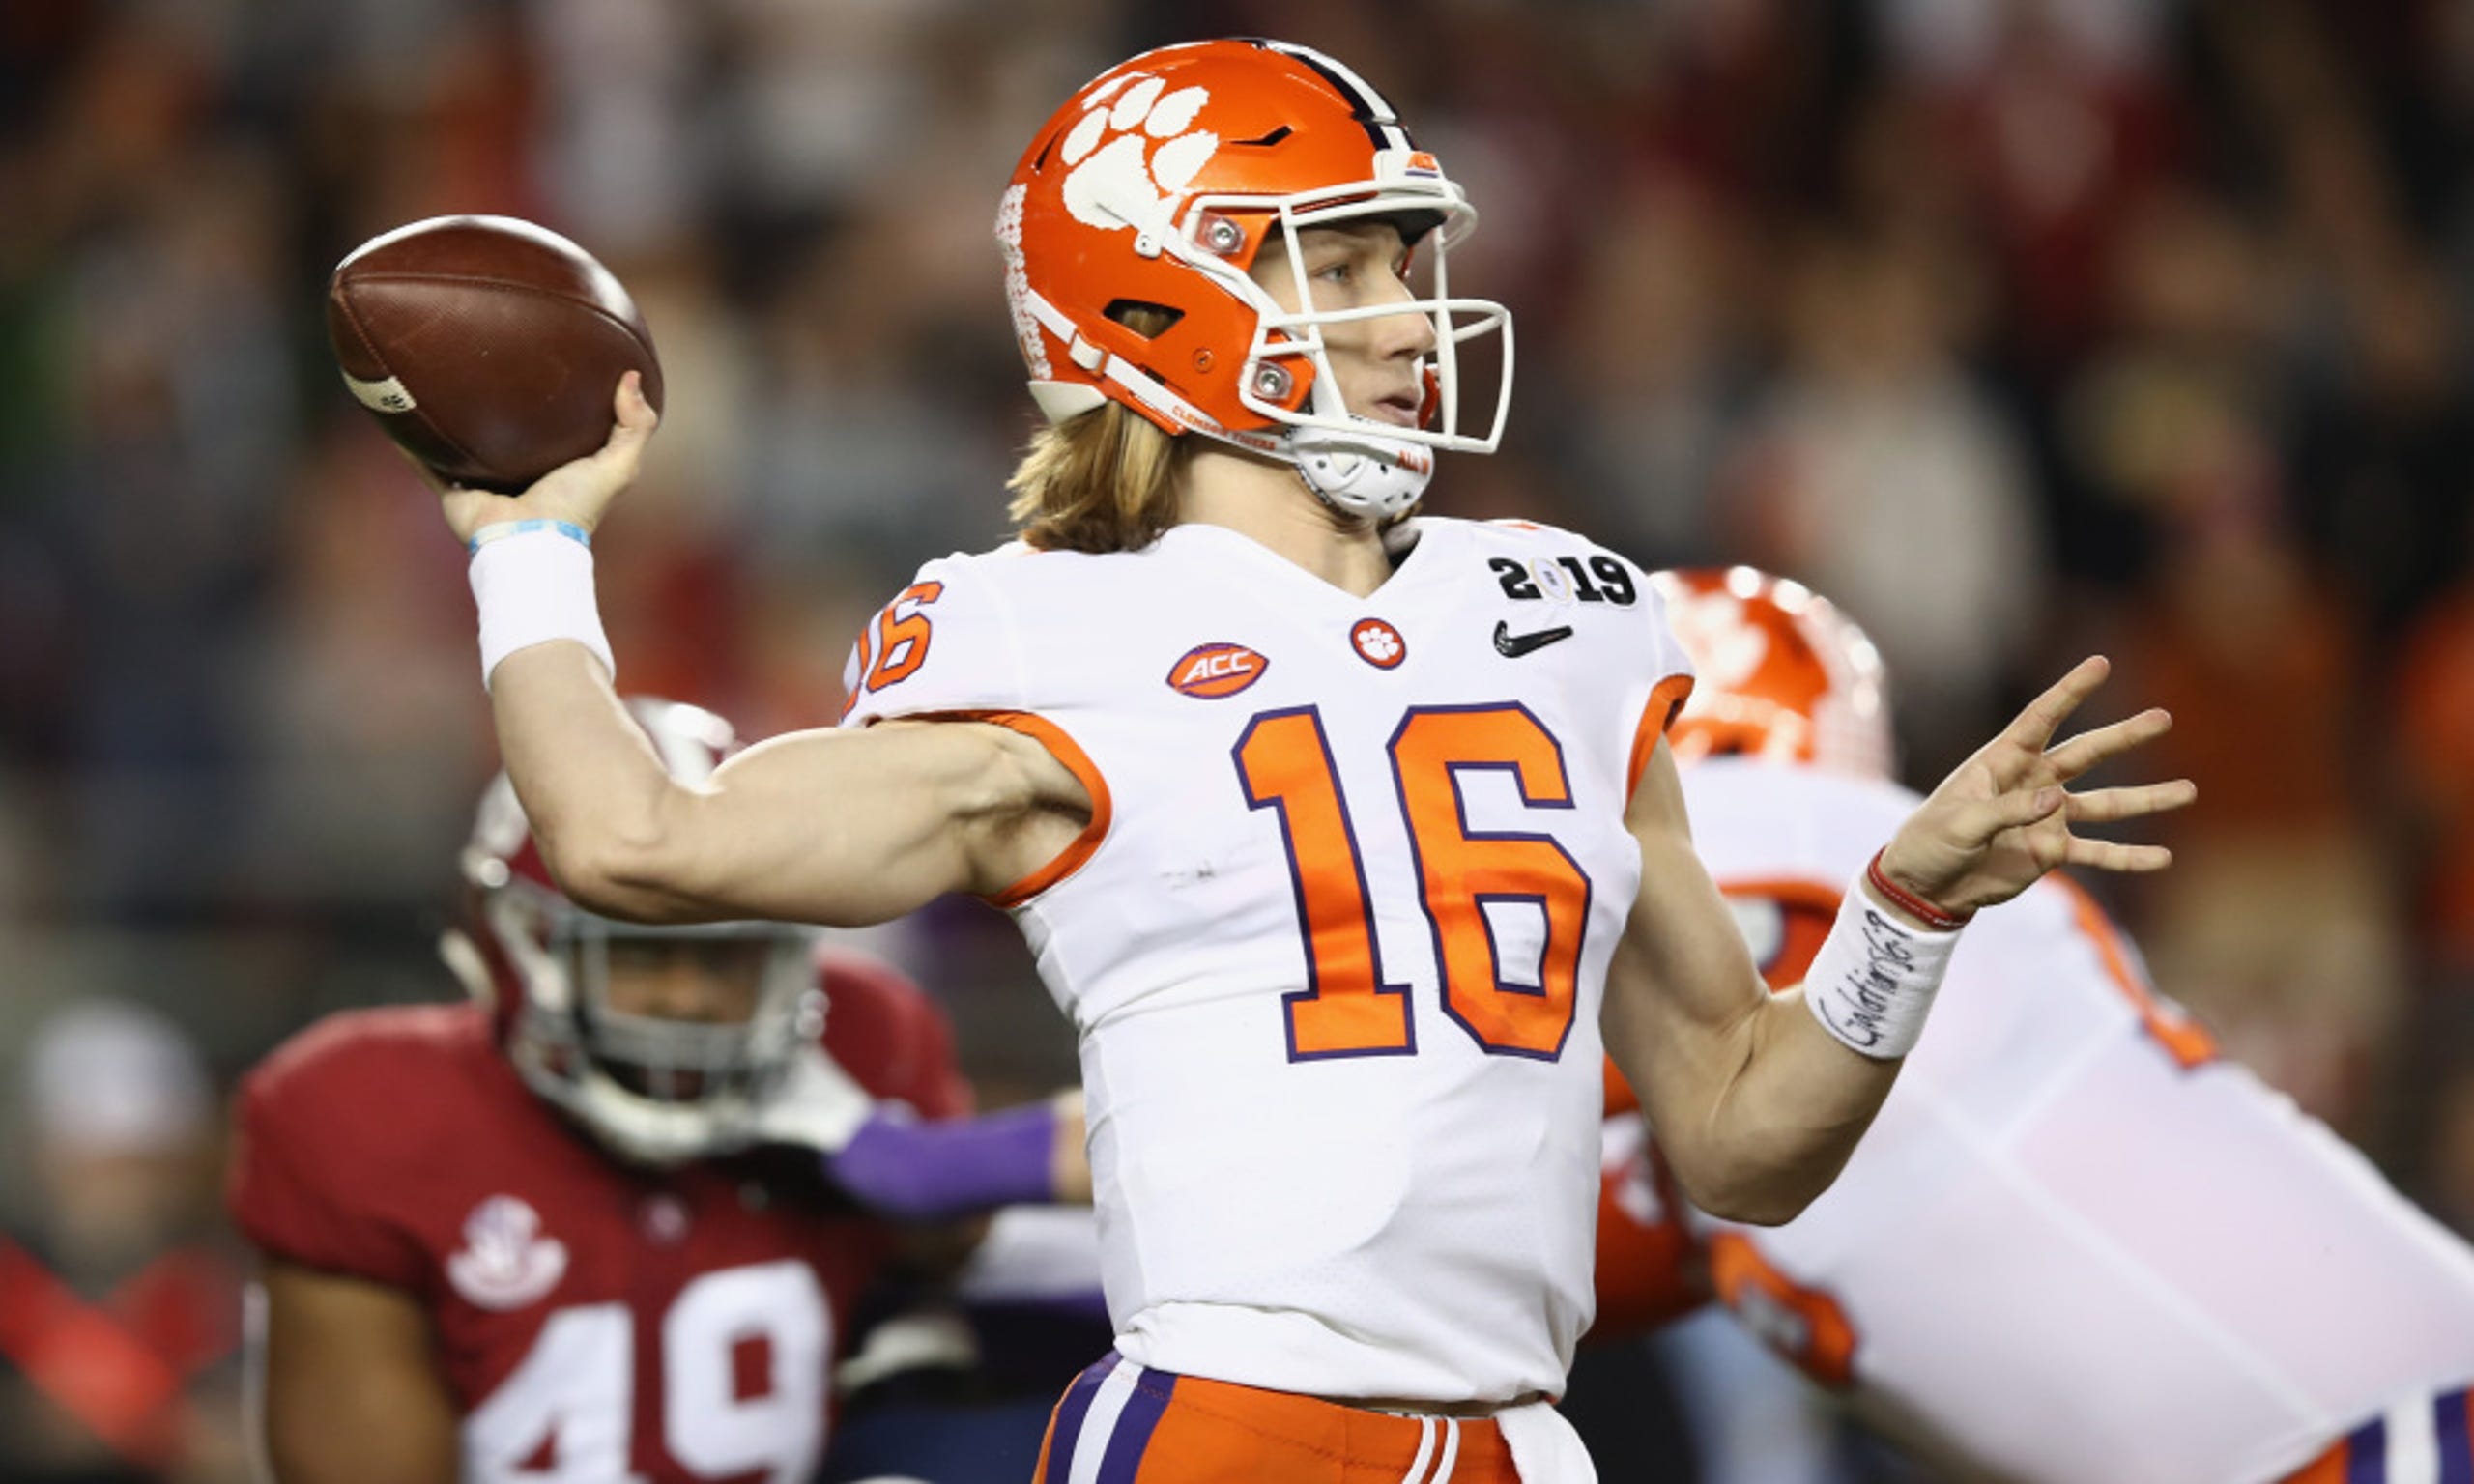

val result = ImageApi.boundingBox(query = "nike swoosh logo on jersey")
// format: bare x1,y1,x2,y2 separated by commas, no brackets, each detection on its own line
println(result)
1493,621,1574,657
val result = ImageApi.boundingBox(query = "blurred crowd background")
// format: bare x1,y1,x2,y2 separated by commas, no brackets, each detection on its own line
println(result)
4,0,2474,1478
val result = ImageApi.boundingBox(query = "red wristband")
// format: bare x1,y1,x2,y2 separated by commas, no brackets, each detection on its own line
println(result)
1866,849,1971,931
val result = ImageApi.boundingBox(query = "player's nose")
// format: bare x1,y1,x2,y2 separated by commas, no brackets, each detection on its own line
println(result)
643,955,735,1022
1368,273,1437,362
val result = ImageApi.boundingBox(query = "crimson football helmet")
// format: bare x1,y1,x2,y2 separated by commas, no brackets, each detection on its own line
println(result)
999,38,1512,520
1651,567,1896,780
441,699,820,1165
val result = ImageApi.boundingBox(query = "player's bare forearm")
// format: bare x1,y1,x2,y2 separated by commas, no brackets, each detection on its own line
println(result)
1616,968,1897,1226
489,647,1081,927
454,378,1091,927
1606,662,2196,1226
1604,752,1895,1223
486,642,691,909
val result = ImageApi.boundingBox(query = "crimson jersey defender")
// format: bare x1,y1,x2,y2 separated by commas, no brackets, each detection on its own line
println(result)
230,968,968,1484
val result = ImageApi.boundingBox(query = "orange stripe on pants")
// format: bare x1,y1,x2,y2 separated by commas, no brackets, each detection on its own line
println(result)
2275,1443,2349,1484
1034,1356,1523,1484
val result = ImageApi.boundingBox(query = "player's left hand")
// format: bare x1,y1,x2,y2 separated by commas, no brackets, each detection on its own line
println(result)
1877,656,2195,922
741,1042,878,1156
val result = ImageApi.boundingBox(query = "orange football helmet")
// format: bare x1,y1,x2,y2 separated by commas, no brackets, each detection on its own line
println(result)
1651,567,1896,779
999,39,1512,520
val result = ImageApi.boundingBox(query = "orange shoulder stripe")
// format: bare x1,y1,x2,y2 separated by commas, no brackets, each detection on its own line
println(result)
953,710,1113,910
1625,673,1697,799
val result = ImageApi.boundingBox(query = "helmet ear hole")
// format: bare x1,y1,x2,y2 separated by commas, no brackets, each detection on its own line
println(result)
1104,300,1185,338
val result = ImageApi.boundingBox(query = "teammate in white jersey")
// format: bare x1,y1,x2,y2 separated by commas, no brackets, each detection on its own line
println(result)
1593,568,2474,1484
417,39,2192,1482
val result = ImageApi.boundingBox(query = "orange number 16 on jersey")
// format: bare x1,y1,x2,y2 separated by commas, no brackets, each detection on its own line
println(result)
1235,702,1592,1063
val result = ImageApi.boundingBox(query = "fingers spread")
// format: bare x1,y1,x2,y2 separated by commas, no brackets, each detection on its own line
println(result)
2043,707,2172,783
1947,784,2064,849
2064,778,2197,824
2062,836,2173,873
1998,656,2112,770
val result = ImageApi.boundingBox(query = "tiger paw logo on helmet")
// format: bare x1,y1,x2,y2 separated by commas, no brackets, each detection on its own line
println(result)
1059,73,1219,236
998,39,1516,523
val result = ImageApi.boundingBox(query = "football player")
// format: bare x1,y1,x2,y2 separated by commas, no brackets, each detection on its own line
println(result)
1591,569,2474,1484
230,699,1087,1484
416,40,2193,1481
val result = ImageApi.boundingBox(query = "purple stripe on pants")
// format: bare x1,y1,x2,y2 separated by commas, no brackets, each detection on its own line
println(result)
1096,1369,1180,1484
1042,1352,1119,1484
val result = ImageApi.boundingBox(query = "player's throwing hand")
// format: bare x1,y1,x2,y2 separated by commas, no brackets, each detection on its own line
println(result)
438,372,658,545
1877,656,2195,923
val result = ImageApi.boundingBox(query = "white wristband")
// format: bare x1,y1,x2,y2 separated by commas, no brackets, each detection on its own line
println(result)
1801,875,1964,1060
467,523,616,688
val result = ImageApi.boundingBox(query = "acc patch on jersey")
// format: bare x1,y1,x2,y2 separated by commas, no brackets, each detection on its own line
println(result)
1167,642,1269,699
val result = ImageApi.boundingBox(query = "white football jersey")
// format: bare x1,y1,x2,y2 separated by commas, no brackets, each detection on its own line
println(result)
1668,759,2474,1484
846,517,1694,1403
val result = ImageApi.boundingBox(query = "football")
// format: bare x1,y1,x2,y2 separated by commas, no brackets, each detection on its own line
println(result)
325,215,663,492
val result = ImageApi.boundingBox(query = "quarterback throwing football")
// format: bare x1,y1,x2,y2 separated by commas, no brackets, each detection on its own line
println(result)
423,39,2191,1483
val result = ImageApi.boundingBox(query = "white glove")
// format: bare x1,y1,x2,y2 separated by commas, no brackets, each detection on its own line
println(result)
741,1043,878,1156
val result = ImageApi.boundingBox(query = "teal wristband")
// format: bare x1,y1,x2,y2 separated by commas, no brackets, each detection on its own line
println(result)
468,519,592,556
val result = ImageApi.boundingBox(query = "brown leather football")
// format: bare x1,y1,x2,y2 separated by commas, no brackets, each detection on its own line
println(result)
325,215,663,492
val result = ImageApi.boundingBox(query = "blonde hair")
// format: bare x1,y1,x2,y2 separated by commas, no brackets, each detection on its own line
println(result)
1006,400,1193,554
1006,302,1198,553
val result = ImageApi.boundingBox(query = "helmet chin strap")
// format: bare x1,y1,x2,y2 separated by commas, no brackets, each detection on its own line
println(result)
1180,409,1436,523
1274,368,1436,522
1285,421,1435,521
